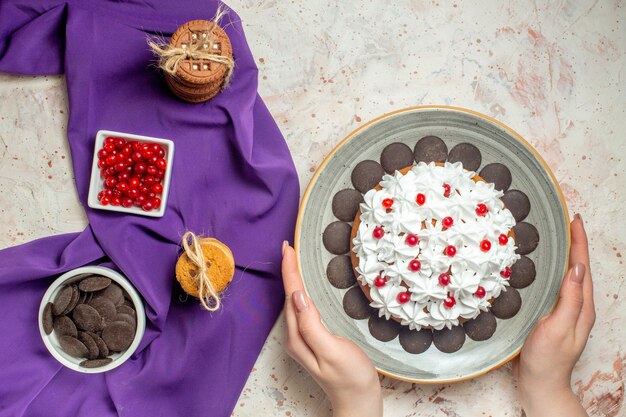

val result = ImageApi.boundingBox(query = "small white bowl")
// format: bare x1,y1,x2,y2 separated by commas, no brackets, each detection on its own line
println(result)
87,130,174,218
38,266,146,374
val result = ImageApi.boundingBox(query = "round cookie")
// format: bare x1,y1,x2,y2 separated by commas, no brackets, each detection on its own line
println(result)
102,321,135,352
368,314,401,342
351,160,385,193
53,316,77,338
80,358,113,368
326,255,357,289
59,335,89,358
42,302,54,335
509,255,536,289
447,143,482,171
343,286,373,319
491,287,522,319
78,276,112,292
77,331,100,360
463,312,498,341
413,136,448,163
501,190,531,222
432,326,466,353
513,222,540,255
479,163,512,192
399,328,433,354
332,189,363,222
380,142,414,174
72,304,105,333
52,285,74,316
322,221,352,255
175,237,235,298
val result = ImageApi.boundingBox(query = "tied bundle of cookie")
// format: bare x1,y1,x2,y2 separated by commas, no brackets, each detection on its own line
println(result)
149,7,234,103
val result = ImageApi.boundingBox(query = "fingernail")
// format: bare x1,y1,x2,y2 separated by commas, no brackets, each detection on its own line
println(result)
570,263,585,284
575,213,583,222
282,240,289,255
292,290,308,312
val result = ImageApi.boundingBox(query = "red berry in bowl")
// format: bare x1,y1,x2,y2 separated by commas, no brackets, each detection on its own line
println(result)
152,183,163,194
139,185,150,195
104,143,115,153
141,150,153,160
127,188,139,199
105,154,117,166
114,137,126,149
157,148,165,158
146,165,158,176
134,162,147,175
116,182,129,192
100,195,111,206
152,197,161,209
104,136,116,146
97,149,108,159
143,176,157,187
122,145,133,156
121,197,134,208
156,158,167,170
111,189,122,199
132,141,142,151
110,196,122,206
97,159,107,169
104,177,117,189
115,153,125,163
135,195,146,206
142,201,154,211
129,177,140,188
114,162,126,172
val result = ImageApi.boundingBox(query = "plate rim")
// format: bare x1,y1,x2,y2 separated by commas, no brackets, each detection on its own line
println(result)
295,105,571,384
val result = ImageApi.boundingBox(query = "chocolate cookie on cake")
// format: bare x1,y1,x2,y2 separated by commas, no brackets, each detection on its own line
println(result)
323,136,540,354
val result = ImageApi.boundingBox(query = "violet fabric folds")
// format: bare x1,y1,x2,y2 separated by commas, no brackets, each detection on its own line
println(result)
0,1,299,416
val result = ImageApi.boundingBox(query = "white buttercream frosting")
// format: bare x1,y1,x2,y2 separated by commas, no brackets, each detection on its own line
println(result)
352,161,520,330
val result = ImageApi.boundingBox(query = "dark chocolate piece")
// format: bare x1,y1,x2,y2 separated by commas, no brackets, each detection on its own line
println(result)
463,312,497,341
77,331,99,360
79,358,113,368
447,143,482,172
102,321,135,351
97,283,124,306
53,316,78,338
399,327,433,354
322,221,352,255
513,222,540,255
89,296,118,323
52,285,73,316
60,285,80,316
87,331,110,358
413,136,448,163
509,256,536,289
380,142,414,174
114,313,136,329
502,190,531,222
42,303,54,335
491,287,522,319
59,335,89,358
342,286,373,319
327,256,357,289
479,163,512,192
432,326,466,353
78,275,112,292
116,305,136,317
332,189,364,222
368,314,401,342
72,304,105,333
351,160,384,193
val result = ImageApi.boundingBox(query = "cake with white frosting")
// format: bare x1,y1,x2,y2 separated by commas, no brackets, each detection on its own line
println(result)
351,161,520,331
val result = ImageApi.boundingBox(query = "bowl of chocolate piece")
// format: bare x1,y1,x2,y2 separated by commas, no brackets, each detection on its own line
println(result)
38,266,145,373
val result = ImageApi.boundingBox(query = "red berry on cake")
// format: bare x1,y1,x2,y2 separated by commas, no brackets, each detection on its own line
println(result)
397,291,411,304
444,245,456,257
500,266,512,278
372,227,385,239
415,193,426,205
480,239,491,252
443,183,451,197
374,275,387,287
438,273,451,286
476,203,488,216
498,233,509,245
442,216,454,228
405,234,419,246
443,295,456,308
382,198,394,209
474,286,486,298
408,259,421,272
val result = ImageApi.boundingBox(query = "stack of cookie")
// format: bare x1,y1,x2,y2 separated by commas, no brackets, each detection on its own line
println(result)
164,20,233,103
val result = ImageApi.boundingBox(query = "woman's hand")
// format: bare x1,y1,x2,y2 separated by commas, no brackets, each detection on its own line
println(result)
281,242,383,417
513,214,594,417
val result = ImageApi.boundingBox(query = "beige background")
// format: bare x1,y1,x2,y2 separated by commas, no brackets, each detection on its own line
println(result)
0,0,623,416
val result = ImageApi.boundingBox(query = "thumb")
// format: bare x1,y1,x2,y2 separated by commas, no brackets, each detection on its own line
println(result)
548,263,586,329
292,290,336,359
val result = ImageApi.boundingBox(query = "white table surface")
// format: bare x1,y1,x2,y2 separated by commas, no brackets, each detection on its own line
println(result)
0,1,624,416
